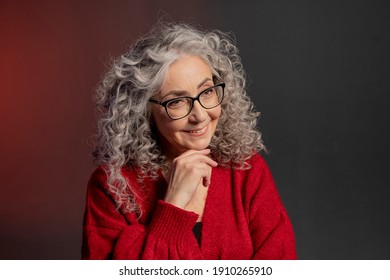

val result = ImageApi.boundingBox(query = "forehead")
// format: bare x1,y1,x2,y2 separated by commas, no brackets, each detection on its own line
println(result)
161,55,213,92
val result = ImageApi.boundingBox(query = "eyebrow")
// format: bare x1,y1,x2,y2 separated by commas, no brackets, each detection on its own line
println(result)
161,77,213,100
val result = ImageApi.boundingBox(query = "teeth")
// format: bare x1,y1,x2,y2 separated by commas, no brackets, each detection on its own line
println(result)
188,126,206,134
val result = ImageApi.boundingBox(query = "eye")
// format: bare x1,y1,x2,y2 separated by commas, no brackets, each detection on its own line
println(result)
167,98,186,109
201,88,216,98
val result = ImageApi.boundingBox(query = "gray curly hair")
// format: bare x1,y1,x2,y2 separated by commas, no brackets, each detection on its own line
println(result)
93,22,266,214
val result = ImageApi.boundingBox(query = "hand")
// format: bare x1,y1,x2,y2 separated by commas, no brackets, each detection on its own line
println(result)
164,149,218,212
184,181,209,221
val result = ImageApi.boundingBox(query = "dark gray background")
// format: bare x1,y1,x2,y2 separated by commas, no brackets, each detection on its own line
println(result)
1,0,389,259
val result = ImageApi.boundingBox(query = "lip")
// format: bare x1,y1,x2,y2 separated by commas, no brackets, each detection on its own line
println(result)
183,124,209,136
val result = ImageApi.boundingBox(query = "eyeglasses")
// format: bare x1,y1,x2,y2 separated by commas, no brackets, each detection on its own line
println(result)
149,76,225,120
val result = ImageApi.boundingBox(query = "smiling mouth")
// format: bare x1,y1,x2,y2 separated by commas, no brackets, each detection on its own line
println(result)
184,125,208,135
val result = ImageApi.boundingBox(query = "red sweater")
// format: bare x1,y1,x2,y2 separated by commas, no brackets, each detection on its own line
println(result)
82,154,297,259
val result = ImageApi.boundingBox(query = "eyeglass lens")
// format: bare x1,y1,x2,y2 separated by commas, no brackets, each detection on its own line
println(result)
166,85,224,119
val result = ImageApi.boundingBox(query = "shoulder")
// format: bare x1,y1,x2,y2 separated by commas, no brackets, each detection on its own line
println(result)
247,152,269,168
231,153,277,193
238,154,284,209
88,165,140,187
87,166,107,190
87,164,153,203
85,166,112,204
236,152,272,178
218,153,271,176
89,165,106,179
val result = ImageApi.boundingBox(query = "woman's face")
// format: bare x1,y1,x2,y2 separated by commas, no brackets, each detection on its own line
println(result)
151,55,221,157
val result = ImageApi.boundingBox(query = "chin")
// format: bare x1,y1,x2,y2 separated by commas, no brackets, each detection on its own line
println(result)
185,140,211,151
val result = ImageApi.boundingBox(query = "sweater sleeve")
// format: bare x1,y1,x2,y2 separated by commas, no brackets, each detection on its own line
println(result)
248,156,297,260
81,168,202,260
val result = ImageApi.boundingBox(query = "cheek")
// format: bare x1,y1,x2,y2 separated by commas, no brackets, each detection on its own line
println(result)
210,106,222,121
152,109,184,137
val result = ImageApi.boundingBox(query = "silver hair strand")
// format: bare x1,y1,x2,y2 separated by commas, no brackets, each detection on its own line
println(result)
92,22,266,215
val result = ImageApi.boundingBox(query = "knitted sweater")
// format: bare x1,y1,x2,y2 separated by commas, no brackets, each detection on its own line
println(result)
82,153,297,259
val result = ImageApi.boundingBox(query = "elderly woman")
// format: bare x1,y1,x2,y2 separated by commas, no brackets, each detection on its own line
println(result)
82,22,297,259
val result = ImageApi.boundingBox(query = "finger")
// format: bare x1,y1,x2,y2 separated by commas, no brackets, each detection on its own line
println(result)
189,154,218,167
202,177,209,188
196,164,213,187
199,156,218,167
176,149,211,159
178,151,218,167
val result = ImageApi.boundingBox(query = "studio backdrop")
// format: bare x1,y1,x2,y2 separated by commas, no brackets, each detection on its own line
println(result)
1,0,389,259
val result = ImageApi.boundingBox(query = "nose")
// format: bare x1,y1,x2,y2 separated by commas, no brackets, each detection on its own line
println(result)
188,100,207,122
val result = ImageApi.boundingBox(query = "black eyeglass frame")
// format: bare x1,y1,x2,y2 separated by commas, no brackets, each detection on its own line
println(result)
149,76,225,120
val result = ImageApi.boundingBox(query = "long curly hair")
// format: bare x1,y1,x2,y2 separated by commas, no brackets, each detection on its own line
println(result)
93,22,266,214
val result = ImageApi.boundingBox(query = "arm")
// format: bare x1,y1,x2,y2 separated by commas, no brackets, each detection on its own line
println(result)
247,156,297,260
82,168,202,260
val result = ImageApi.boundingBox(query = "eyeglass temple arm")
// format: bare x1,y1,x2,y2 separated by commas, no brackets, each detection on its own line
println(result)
149,99,162,105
